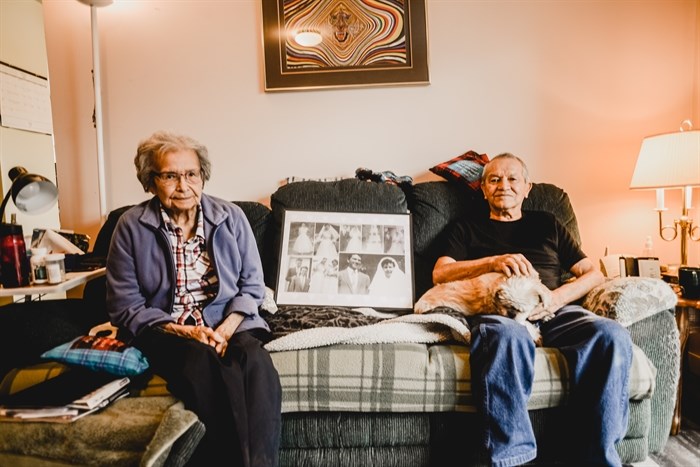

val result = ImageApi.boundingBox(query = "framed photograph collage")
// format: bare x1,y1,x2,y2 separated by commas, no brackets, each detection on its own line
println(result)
275,210,414,310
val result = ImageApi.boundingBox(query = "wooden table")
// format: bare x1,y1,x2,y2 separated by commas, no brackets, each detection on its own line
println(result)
671,295,700,435
0,268,106,302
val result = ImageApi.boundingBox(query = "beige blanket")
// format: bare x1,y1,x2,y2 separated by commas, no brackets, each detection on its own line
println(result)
0,396,202,467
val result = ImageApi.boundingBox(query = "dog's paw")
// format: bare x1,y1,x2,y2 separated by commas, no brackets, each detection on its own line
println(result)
540,313,555,323
413,300,431,314
414,294,437,314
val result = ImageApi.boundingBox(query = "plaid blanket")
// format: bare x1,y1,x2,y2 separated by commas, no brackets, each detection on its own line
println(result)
265,308,657,413
271,343,655,414
271,343,581,413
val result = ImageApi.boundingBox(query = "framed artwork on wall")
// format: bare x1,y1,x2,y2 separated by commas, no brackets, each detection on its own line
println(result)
275,210,414,310
261,0,429,91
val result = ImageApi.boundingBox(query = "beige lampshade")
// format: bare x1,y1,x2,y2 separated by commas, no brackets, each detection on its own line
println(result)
630,130,700,189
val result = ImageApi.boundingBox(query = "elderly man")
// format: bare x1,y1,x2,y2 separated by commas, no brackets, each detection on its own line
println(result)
432,153,632,467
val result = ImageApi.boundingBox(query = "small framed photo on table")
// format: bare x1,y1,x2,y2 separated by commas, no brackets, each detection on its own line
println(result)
275,210,414,310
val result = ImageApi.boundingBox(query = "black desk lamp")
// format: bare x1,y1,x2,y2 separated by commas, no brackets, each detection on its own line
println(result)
0,166,59,223
0,167,58,288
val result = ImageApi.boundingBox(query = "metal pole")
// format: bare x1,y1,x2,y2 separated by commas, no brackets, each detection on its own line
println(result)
91,4,107,222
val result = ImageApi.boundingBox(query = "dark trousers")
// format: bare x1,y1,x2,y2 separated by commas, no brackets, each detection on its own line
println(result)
134,328,282,467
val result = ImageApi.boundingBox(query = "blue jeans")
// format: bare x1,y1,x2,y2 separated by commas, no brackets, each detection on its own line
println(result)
469,305,632,467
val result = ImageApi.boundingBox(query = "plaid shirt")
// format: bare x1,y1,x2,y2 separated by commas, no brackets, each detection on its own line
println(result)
161,206,218,325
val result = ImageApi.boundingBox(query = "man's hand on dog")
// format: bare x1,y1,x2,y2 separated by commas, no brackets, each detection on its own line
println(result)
492,253,537,277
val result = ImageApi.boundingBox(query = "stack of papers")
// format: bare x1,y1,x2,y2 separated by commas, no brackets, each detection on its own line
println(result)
0,371,130,423
69,377,130,410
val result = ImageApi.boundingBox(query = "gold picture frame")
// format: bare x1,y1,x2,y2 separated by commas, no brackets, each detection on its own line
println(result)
261,0,429,91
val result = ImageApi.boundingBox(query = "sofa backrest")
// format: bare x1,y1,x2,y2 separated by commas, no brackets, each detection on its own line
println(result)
85,200,273,315
407,181,580,297
91,201,272,258
266,179,408,287
92,179,580,305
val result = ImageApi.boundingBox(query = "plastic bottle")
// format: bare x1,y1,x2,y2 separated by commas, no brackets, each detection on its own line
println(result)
30,247,48,284
642,236,655,257
45,253,66,284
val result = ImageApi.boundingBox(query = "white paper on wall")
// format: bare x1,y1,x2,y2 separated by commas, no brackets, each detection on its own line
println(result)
0,62,53,135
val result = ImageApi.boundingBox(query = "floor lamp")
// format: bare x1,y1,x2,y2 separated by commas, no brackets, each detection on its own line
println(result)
77,0,112,222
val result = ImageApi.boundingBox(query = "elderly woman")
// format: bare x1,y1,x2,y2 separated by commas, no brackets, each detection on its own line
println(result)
106,131,281,467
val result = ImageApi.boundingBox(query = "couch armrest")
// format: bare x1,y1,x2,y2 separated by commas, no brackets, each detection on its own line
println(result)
582,277,678,327
582,277,681,452
583,277,679,454
626,310,679,454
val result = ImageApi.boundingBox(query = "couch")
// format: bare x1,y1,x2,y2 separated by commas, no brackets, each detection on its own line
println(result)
0,178,680,466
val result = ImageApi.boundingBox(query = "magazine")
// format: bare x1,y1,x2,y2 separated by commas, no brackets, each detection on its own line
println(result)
0,373,130,423
68,377,130,410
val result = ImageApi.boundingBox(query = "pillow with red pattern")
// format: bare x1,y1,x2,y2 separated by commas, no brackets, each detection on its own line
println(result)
429,150,489,191
41,335,149,376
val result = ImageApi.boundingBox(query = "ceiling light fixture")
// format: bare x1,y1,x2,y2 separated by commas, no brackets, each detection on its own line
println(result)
294,30,322,47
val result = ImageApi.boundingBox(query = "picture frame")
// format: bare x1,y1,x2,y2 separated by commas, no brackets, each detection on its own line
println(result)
261,0,429,91
275,210,414,310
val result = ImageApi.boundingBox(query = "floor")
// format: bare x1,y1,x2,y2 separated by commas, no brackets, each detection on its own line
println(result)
645,418,700,467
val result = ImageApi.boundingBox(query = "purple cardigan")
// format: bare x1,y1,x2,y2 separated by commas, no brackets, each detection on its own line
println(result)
106,194,269,340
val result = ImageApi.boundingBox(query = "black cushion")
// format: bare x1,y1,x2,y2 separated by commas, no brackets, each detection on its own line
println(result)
406,181,581,298
0,299,106,381
524,183,581,245
232,201,273,286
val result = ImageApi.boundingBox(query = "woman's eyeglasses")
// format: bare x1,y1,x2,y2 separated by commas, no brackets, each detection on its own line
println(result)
153,170,202,185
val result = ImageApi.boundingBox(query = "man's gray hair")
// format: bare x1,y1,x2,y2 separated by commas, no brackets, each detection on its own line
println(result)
481,152,530,183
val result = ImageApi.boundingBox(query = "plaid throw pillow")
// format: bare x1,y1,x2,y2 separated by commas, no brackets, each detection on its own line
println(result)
41,335,149,376
429,150,490,191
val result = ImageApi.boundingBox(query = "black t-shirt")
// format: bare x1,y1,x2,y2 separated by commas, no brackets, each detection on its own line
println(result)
443,210,586,290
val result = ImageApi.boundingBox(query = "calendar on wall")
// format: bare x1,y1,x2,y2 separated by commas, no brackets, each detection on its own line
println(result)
0,61,53,135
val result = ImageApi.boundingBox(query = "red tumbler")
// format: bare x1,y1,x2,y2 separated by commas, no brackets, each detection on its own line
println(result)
0,223,30,288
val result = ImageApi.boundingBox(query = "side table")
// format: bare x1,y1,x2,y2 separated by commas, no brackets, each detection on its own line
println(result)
0,268,106,303
671,296,700,435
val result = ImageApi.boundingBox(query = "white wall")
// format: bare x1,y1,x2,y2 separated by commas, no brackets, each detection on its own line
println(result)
43,0,699,267
0,0,60,236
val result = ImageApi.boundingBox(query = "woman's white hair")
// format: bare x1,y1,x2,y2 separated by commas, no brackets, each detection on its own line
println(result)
134,130,212,192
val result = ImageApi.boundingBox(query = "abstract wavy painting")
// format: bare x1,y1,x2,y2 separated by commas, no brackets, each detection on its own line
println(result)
262,0,429,91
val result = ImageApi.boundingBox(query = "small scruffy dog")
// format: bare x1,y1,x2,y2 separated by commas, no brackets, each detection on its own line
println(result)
414,272,552,345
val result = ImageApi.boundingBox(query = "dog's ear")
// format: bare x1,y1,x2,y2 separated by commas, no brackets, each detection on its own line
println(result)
492,288,510,316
